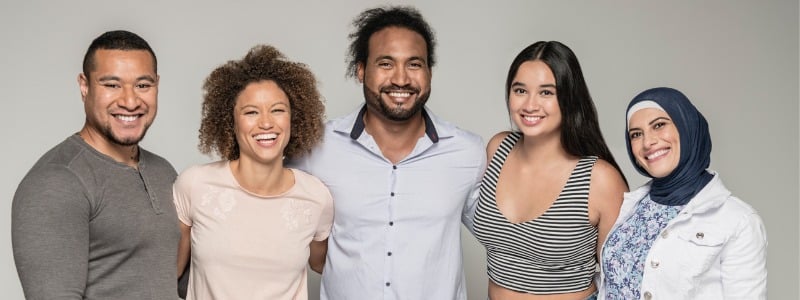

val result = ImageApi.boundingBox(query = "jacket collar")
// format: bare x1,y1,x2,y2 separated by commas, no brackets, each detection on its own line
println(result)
624,170,729,214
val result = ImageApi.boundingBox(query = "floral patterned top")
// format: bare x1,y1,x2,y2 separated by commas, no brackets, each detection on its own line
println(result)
601,195,684,299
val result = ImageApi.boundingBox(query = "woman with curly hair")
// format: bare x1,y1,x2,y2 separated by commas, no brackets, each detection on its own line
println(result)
173,44,331,299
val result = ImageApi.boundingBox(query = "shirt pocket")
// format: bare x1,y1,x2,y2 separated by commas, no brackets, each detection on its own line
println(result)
674,226,727,278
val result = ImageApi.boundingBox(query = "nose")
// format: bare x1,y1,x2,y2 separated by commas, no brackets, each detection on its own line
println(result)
118,86,141,110
643,132,658,149
258,113,274,129
390,66,410,86
522,96,540,112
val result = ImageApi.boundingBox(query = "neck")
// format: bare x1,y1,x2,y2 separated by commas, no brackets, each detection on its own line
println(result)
363,109,426,164
230,157,292,196
78,126,139,168
515,132,574,165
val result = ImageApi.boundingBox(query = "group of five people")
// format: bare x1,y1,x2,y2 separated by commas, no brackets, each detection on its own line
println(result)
12,5,767,300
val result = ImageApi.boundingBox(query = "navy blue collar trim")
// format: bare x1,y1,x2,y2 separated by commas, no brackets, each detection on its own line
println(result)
349,105,439,143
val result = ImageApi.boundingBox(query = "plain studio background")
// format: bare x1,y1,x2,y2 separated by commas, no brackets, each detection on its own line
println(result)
1,1,797,299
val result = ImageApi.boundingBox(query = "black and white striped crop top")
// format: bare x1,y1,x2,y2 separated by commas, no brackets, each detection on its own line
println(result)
473,132,598,294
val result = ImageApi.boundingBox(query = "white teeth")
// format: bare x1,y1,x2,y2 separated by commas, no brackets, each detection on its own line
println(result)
647,149,669,160
523,116,543,122
388,92,411,98
254,133,277,140
116,115,138,122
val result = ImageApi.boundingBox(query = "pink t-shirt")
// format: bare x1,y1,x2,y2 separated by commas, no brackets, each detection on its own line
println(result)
174,161,333,300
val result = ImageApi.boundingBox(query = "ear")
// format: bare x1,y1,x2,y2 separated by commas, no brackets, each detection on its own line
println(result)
357,62,365,83
78,73,89,101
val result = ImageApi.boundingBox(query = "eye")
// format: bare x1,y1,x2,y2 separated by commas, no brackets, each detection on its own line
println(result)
271,108,287,114
378,61,392,69
653,121,666,129
512,88,528,95
408,62,423,69
102,83,121,89
539,89,555,96
243,110,258,115
136,83,153,89
629,131,642,139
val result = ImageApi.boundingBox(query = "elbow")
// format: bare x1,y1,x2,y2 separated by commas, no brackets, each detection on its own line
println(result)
309,262,324,274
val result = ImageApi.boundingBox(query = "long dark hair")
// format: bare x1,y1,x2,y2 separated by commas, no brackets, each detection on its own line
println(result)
506,41,627,185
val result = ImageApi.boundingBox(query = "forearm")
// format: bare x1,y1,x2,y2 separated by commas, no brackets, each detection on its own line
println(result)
177,222,192,277
308,239,328,274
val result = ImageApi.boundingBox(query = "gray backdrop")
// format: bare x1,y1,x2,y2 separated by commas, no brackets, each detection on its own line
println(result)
1,1,797,299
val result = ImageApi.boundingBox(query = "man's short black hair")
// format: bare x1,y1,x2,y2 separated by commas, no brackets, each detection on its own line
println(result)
82,30,157,79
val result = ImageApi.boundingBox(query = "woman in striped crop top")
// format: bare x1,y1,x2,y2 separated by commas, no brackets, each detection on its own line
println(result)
473,41,628,300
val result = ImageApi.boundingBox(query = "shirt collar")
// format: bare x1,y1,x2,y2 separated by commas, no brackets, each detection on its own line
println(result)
345,105,440,143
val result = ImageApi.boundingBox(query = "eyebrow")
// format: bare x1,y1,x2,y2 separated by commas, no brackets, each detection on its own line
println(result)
510,82,556,89
374,55,426,63
649,116,671,125
629,116,672,132
97,75,156,82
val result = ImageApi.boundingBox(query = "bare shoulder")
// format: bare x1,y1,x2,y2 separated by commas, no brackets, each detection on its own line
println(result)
486,131,513,156
590,158,629,196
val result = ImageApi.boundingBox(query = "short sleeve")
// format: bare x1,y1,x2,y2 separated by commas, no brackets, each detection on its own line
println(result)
313,185,334,241
172,169,195,227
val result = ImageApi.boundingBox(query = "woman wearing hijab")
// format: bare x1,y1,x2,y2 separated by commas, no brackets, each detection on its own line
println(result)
599,87,767,299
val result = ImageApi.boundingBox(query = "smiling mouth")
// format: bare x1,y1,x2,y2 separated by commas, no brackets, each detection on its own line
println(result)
522,115,543,122
388,91,412,97
254,133,278,142
646,148,670,160
114,114,140,122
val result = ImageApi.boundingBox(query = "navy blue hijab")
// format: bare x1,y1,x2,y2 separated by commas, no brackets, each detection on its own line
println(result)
625,87,713,206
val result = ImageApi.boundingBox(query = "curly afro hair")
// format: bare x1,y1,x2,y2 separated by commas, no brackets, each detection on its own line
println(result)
346,6,436,79
198,44,325,161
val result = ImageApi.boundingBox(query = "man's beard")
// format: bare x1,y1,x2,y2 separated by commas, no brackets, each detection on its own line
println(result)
99,123,150,146
363,84,430,122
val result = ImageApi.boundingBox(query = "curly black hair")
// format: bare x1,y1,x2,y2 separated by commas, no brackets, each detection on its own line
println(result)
199,45,325,161
346,5,436,79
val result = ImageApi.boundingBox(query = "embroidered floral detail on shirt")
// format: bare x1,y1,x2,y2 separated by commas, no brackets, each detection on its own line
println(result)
281,199,312,230
200,186,238,220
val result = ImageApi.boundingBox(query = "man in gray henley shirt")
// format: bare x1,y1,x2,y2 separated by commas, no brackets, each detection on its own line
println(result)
11,30,180,300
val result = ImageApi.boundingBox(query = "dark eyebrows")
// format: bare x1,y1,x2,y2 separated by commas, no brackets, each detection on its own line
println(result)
629,116,672,132
96,75,156,83
510,82,556,89
539,83,556,89
373,55,427,64
408,56,426,63
137,75,157,83
373,55,393,62
649,116,671,125
97,75,120,82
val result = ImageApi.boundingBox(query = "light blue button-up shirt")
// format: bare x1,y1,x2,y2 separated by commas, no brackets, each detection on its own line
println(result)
290,105,486,300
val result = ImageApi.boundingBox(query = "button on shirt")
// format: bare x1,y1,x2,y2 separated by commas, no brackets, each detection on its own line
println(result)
290,105,486,300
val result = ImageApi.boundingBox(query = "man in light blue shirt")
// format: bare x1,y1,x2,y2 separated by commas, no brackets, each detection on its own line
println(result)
290,5,486,300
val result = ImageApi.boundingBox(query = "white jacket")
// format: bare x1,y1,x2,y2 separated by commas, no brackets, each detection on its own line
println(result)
598,171,767,300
